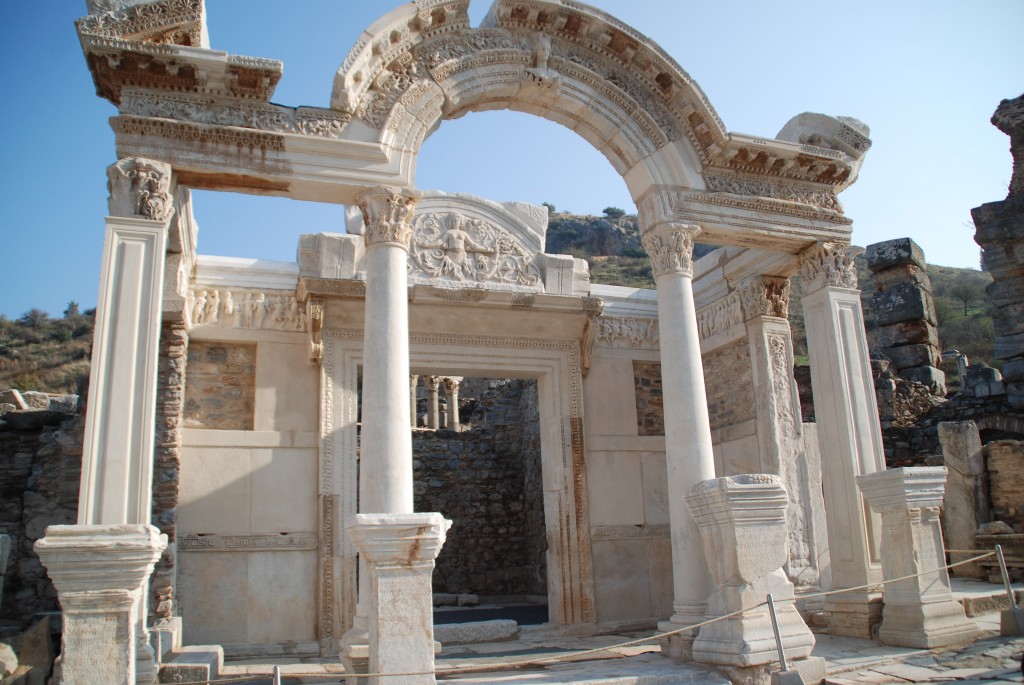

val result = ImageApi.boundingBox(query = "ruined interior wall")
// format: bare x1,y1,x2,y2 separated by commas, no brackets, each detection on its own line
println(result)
0,413,82,625
987,439,1024,530
176,333,318,648
414,379,545,597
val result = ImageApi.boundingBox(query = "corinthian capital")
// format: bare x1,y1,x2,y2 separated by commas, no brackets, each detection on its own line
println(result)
641,224,702,279
356,185,422,250
798,242,858,294
739,275,791,320
106,157,175,222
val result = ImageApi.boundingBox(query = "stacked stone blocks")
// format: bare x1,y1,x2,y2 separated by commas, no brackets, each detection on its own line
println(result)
972,93,1024,409
865,238,944,394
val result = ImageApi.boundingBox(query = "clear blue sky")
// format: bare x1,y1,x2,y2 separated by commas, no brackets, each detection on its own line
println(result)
1,1,1021,318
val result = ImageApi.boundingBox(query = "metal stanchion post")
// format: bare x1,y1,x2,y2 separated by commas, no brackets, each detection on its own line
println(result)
996,544,1024,637
767,594,805,685
273,665,282,685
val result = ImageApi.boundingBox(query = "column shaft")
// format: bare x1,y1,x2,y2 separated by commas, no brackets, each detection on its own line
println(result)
643,225,715,630
361,244,414,514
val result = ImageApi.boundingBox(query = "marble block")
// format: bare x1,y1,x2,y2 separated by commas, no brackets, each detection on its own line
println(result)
857,467,980,649
686,475,815,668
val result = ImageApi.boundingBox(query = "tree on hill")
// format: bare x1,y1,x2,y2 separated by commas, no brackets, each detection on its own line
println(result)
602,206,626,219
18,308,49,329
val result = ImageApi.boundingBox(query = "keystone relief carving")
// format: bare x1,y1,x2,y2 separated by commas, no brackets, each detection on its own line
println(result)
409,212,542,290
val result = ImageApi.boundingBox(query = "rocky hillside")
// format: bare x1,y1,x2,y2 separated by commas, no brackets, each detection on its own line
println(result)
0,306,94,395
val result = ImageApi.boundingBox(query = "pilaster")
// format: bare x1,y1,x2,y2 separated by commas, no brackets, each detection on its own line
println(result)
348,513,450,685
741,275,827,600
857,467,979,649
642,223,716,651
799,242,885,638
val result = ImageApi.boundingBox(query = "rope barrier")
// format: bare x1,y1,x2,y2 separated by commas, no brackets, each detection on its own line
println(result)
164,549,1003,684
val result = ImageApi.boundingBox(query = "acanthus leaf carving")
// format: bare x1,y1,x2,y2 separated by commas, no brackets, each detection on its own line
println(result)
704,172,842,213
357,186,421,249
799,242,858,294
740,276,791,320
408,212,541,290
641,224,700,278
107,157,174,221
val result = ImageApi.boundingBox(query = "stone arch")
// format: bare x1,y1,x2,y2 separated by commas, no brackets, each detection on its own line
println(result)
975,414,1024,440
330,0,726,218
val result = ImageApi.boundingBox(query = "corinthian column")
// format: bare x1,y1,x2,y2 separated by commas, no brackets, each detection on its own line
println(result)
642,224,716,651
423,375,440,431
357,186,421,515
799,242,885,638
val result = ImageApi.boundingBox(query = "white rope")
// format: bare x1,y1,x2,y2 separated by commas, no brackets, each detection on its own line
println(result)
164,549,1000,684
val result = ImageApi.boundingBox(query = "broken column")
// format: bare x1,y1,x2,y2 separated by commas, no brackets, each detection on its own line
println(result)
973,93,1024,410
865,238,944,394
937,421,988,579
686,475,818,680
348,513,450,685
856,467,979,648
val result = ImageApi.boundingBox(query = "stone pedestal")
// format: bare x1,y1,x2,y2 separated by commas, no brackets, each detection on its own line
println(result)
856,467,979,648
34,525,167,685
686,475,815,670
348,513,450,685
642,225,716,653
799,243,885,638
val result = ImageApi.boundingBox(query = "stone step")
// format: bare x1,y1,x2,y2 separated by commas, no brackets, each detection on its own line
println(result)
158,645,224,684
436,619,519,645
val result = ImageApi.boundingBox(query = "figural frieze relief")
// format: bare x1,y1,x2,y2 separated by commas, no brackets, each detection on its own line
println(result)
408,212,542,290
188,288,307,332
799,242,859,293
106,157,174,221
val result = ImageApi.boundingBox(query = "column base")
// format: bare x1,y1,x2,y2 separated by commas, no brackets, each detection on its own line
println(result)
826,592,882,639
34,525,167,685
878,600,979,649
693,597,815,668
715,656,826,685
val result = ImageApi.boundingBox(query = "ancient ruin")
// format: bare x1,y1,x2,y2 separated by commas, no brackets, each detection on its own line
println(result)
8,0,1017,683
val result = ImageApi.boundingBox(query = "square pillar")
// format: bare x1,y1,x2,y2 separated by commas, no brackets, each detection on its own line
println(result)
34,525,167,685
857,467,979,648
798,243,885,638
347,513,450,685
686,475,816,673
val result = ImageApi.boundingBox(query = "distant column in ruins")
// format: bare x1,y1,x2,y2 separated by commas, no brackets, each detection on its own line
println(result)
442,377,462,430
865,238,944,395
972,93,1024,410
424,375,440,430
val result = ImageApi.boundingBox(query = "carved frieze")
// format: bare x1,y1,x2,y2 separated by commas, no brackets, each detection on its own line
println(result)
357,186,421,249
187,288,306,332
595,317,659,350
120,91,351,139
178,532,318,552
696,292,744,341
78,0,204,46
641,224,701,278
107,157,174,221
798,242,858,294
704,173,842,213
408,212,542,290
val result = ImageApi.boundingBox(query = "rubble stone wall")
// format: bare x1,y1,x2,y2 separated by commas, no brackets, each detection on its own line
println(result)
413,379,546,597
0,414,82,625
